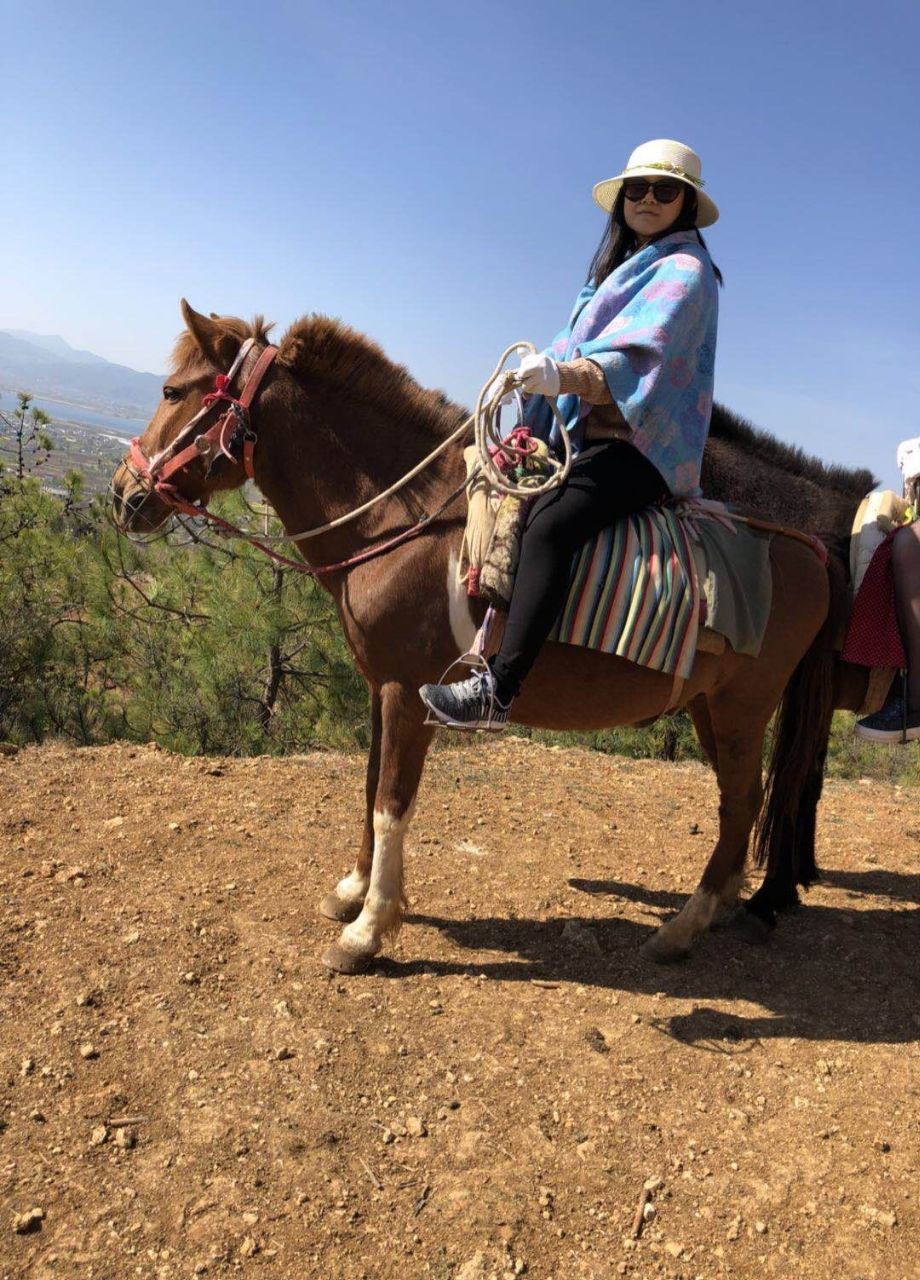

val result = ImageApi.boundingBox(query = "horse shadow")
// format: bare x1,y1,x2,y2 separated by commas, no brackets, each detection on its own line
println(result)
567,877,685,910
818,867,919,903
394,867,919,1048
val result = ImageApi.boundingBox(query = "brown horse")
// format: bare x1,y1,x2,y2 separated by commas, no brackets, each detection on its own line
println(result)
110,302,868,973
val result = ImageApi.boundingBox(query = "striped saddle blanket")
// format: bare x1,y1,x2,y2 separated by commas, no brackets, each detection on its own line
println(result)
546,504,701,679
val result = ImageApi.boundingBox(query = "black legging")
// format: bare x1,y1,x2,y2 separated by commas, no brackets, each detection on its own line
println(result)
489,440,668,701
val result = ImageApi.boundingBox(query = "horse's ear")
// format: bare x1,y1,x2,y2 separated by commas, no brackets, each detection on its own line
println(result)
180,299,239,370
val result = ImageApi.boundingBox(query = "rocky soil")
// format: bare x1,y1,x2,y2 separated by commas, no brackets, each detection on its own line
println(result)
1,740,917,1280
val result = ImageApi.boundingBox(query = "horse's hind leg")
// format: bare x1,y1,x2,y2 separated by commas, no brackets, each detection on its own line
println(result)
686,696,744,921
642,700,767,963
322,681,434,974
743,742,827,935
319,687,383,923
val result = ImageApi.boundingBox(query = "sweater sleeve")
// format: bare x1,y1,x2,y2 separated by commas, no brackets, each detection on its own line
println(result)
556,357,611,402
558,357,631,411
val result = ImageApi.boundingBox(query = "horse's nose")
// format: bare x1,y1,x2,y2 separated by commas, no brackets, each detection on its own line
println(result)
121,490,148,520
111,482,147,529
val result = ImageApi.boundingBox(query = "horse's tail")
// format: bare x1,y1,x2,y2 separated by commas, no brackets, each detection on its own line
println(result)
753,548,849,883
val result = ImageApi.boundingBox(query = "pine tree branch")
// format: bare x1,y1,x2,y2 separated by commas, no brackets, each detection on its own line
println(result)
112,537,212,622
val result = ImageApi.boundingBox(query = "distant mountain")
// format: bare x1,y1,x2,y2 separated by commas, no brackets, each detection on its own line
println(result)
0,330,163,418
3,330,109,365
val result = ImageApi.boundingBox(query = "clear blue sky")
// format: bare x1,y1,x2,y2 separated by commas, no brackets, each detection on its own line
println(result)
4,0,918,488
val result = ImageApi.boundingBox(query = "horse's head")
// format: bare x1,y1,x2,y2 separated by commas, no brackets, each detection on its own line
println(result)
111,301,273,536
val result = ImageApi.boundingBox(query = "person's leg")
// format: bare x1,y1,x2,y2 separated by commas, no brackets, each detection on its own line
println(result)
891,522,920,711
489,441,666,700
855,522,920,743
419,441,666,730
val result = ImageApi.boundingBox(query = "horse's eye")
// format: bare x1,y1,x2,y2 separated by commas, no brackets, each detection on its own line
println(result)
163,385,183,403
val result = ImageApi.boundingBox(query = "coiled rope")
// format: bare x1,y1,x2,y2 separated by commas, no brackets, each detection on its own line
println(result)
471,341,571,497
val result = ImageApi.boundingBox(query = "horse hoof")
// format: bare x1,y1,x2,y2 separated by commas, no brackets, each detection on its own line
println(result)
710,905,739,932
727,908,773,946
321,943,375,975
641,934,690,965
319,893,362,923
776,891,802,915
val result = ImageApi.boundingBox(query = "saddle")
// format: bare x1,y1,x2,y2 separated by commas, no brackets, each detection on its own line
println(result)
458,440,775,685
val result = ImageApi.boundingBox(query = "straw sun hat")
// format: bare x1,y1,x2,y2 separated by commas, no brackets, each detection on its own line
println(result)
592,139,719,228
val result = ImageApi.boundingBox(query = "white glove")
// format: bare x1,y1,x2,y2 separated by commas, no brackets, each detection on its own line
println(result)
517,352,560,397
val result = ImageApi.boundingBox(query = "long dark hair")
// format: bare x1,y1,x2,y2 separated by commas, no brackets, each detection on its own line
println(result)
587,185,724,288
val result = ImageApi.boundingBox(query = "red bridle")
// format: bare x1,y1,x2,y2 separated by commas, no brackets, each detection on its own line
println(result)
128,340,278,518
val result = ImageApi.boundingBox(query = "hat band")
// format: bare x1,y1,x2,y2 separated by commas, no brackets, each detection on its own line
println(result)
623,161,705,188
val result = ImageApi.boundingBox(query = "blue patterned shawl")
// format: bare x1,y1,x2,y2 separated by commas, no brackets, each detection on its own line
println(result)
524,229,719,496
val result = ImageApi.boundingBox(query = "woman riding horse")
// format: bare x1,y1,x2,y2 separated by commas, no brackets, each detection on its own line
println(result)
110,190,843,970
420,138,722,730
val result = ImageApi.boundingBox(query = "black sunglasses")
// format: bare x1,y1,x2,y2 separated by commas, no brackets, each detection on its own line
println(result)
622,178,685,204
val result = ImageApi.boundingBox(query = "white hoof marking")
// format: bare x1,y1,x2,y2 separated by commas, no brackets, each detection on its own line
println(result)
652,888,720,954
334,869,370,906
338,807,412,957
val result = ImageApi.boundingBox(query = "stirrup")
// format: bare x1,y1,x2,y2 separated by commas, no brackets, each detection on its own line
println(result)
422,607,498,731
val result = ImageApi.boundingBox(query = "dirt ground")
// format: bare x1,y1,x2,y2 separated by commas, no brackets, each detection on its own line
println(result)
1,739,917,1280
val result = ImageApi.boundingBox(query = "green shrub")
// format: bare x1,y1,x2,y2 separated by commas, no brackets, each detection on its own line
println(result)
0,481,916,784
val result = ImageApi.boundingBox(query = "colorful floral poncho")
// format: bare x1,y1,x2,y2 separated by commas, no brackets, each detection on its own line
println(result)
524,228,719,496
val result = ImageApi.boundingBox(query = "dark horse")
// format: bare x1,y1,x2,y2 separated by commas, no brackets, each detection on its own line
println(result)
111,303,874,973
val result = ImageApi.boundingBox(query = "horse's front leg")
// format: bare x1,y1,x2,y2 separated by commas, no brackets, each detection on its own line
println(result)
322,681,434,974
319,686,382,923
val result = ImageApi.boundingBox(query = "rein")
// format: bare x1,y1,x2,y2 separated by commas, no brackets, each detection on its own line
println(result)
164,470,474,577
128,339,453,576
127,339,570,578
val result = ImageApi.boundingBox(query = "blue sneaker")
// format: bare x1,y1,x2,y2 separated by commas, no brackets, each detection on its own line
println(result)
855,690,920,743
419,667,512,732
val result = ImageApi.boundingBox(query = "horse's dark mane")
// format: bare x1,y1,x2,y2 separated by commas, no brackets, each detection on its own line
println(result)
710,402,877,497
278,314,467,439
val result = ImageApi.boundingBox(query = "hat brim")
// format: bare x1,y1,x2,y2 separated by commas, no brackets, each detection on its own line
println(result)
592,170,719,228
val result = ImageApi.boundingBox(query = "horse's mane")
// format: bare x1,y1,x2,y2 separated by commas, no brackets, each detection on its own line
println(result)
709,402,877,497
277,314,468,438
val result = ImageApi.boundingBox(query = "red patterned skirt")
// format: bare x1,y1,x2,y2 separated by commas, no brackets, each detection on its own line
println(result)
841,533,906,669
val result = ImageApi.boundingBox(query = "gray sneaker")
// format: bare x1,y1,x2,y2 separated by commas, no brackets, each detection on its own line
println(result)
419,667,512,732
855,692,920,743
